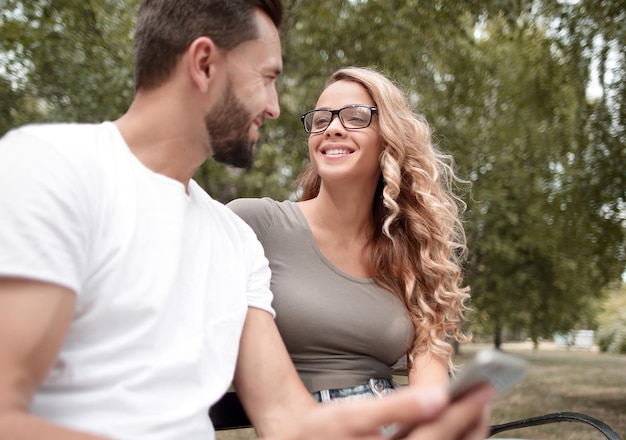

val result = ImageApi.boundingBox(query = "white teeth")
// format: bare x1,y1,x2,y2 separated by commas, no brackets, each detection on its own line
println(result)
324,148,351,155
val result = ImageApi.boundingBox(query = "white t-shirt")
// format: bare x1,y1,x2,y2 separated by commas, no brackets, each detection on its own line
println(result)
0,122,274,440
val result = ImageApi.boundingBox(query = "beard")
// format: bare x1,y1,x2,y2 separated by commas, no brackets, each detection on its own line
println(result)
206,81,257,169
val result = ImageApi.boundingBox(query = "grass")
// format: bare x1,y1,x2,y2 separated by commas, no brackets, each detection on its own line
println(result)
216,342,626,439
460,342,626,439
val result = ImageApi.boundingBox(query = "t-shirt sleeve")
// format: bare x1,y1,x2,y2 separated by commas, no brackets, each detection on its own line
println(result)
227,198,278,316
0,126,91,293
243,233,276,318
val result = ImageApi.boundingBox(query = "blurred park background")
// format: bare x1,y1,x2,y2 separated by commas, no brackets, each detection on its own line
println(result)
1,1,625,432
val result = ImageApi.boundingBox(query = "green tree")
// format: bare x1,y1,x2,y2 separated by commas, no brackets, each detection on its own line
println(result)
1,0,624,345
0,0,137,132
597,283,626,354
273,0,626,346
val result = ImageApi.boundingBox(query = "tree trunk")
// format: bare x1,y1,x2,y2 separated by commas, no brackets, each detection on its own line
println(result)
494,320,502,349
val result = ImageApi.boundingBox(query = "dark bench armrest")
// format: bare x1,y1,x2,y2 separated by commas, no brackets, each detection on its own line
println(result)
209,391,251,430
489,411,623,440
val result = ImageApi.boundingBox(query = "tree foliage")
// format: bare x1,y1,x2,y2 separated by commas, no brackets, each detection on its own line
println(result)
597,284,626,354
0,0,137,127
1,0,624,345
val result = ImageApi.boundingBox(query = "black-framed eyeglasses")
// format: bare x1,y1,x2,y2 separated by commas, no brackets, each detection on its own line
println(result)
300,105,378,134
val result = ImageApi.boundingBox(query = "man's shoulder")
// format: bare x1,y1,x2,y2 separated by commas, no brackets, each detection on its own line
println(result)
6,121,108,140
2,122,114,156
188,184,260,234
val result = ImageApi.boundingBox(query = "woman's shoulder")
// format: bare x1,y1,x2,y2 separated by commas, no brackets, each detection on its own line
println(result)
227,197,281,217
227,197,293,240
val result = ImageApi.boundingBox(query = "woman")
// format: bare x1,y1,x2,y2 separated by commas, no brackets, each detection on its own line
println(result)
228,66,471,403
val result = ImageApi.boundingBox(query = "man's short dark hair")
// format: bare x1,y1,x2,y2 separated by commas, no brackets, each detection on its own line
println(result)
133,0,283,91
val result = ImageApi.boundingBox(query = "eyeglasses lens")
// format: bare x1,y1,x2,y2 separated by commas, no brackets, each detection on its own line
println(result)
341,107,372,129
304,106,374,133
307,111,331,133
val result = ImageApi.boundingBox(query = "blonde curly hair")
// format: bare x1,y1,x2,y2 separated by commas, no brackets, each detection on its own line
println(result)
296,66,471,371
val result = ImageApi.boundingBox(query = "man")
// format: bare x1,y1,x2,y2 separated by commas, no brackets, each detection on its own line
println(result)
0,1,495,439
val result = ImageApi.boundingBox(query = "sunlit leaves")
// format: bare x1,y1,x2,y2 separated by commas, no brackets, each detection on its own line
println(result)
0,0,623,341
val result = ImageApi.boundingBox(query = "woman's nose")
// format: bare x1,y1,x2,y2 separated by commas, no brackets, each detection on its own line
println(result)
325,115,345,135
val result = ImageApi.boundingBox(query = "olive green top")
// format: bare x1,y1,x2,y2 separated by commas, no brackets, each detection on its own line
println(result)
228,198,413,392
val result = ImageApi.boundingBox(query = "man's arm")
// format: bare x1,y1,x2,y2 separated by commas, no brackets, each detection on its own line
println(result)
291,383,494,440
232,307,316,437
0,277,109,440
233,307,495,439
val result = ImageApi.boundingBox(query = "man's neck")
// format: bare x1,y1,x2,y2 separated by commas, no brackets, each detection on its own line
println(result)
114,88,210,186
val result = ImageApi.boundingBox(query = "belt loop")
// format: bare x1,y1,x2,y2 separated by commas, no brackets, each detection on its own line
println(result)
320,389,331,403
368,378,389,398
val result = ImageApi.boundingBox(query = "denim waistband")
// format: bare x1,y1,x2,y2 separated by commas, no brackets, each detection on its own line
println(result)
312,378,395,403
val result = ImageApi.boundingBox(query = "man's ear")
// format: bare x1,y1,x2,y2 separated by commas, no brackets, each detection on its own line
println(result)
187,36,220,93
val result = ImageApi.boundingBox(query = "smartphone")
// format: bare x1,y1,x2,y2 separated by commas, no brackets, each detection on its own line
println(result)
386,349,527,439
449,348,528,400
